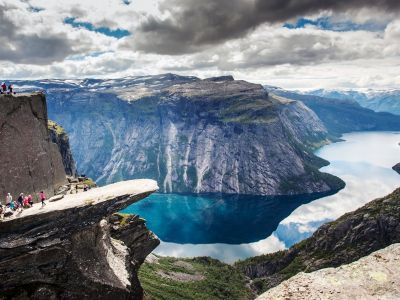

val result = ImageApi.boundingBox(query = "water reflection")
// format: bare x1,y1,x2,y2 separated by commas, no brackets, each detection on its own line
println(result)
122,191,337,244
123,131,400,263
275,132,400,248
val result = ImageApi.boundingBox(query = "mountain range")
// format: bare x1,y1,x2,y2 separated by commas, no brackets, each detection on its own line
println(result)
13,74,400,195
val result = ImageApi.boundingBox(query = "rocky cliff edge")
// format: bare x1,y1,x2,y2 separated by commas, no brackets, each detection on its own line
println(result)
0,179,160,299
0,93,67,200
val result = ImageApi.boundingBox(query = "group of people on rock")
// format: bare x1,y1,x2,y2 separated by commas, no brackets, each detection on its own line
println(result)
1,82,15,94
0,191,46,219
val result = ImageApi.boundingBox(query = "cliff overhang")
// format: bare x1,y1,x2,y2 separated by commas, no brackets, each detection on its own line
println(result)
0,179,160,299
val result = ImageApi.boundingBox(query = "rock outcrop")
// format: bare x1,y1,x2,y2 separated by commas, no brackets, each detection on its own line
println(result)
0,179,159,299
0,93,67,200
48,120,77,177
257,243,400,300
24,75,343,195
236,187,400,294
393,163,400,175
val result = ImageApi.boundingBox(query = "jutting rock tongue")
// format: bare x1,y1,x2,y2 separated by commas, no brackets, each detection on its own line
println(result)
0,179,160,299
0,93,67,199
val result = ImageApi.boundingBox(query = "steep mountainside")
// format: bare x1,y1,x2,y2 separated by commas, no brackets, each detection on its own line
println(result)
0,93,67,200
235,187,400,294
0,180,159,299
309,89,400,116
48,120,77,177
14,75,344,195
266,87,400,136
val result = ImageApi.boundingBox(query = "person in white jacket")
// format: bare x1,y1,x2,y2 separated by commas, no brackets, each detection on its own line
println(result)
6,193,12,207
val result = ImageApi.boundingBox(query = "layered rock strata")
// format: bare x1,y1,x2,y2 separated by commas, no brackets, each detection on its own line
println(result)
0,179,159,299
45,75,344,195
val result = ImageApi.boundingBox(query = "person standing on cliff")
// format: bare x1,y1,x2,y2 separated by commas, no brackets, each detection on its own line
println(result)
17,193,24,211
6,193,12,207
1,82,6,94
8,84,13,94
39,191,46,207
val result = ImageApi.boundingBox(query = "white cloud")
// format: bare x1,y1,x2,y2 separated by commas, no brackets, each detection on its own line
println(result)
0,0,399,90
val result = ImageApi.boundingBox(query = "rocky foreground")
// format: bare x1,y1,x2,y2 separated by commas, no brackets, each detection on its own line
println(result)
257,243,400,300
0,179,159,299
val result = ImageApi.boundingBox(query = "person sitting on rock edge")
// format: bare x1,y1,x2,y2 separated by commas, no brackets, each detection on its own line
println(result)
23,196,30,208
27,194,33,207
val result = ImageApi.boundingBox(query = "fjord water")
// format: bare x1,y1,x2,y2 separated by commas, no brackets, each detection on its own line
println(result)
123,132,400,262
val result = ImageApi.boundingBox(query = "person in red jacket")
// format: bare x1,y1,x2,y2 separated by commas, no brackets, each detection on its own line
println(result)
27,194,33,207
39,191,46,207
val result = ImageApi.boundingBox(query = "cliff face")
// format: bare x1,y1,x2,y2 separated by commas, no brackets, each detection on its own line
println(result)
43,75,343,195
236,187,400,294
48,120,77,177
0,93,67,200
0,179,159,299
393,163,400,174
257,243,400,300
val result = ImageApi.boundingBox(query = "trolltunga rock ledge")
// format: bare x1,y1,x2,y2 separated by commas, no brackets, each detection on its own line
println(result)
0,179,160,299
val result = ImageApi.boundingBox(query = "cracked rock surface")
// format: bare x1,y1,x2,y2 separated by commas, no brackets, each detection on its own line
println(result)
0,179,160,300
257,243,400,300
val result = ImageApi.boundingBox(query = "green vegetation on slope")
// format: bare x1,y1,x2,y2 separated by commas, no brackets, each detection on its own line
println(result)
48,120,65,135
139,256,252,300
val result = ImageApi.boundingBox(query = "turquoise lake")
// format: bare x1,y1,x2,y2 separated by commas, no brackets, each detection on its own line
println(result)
122,132,400,263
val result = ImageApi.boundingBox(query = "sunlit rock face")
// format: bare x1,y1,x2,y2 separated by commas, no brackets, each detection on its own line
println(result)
16,75,344,195
48,120,77,177
0,179,159,299
257,243,400,300
0,93,67,199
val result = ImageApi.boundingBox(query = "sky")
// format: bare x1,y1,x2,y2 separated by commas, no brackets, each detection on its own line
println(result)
0,0,400,90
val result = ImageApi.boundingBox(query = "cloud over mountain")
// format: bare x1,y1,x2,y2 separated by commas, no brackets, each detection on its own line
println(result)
132,0,400,54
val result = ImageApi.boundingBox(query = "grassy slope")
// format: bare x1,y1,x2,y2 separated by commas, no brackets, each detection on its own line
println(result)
139,256,253,300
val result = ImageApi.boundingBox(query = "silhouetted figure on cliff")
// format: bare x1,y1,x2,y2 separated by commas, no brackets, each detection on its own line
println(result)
1,82,6,94
8,84,13,94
